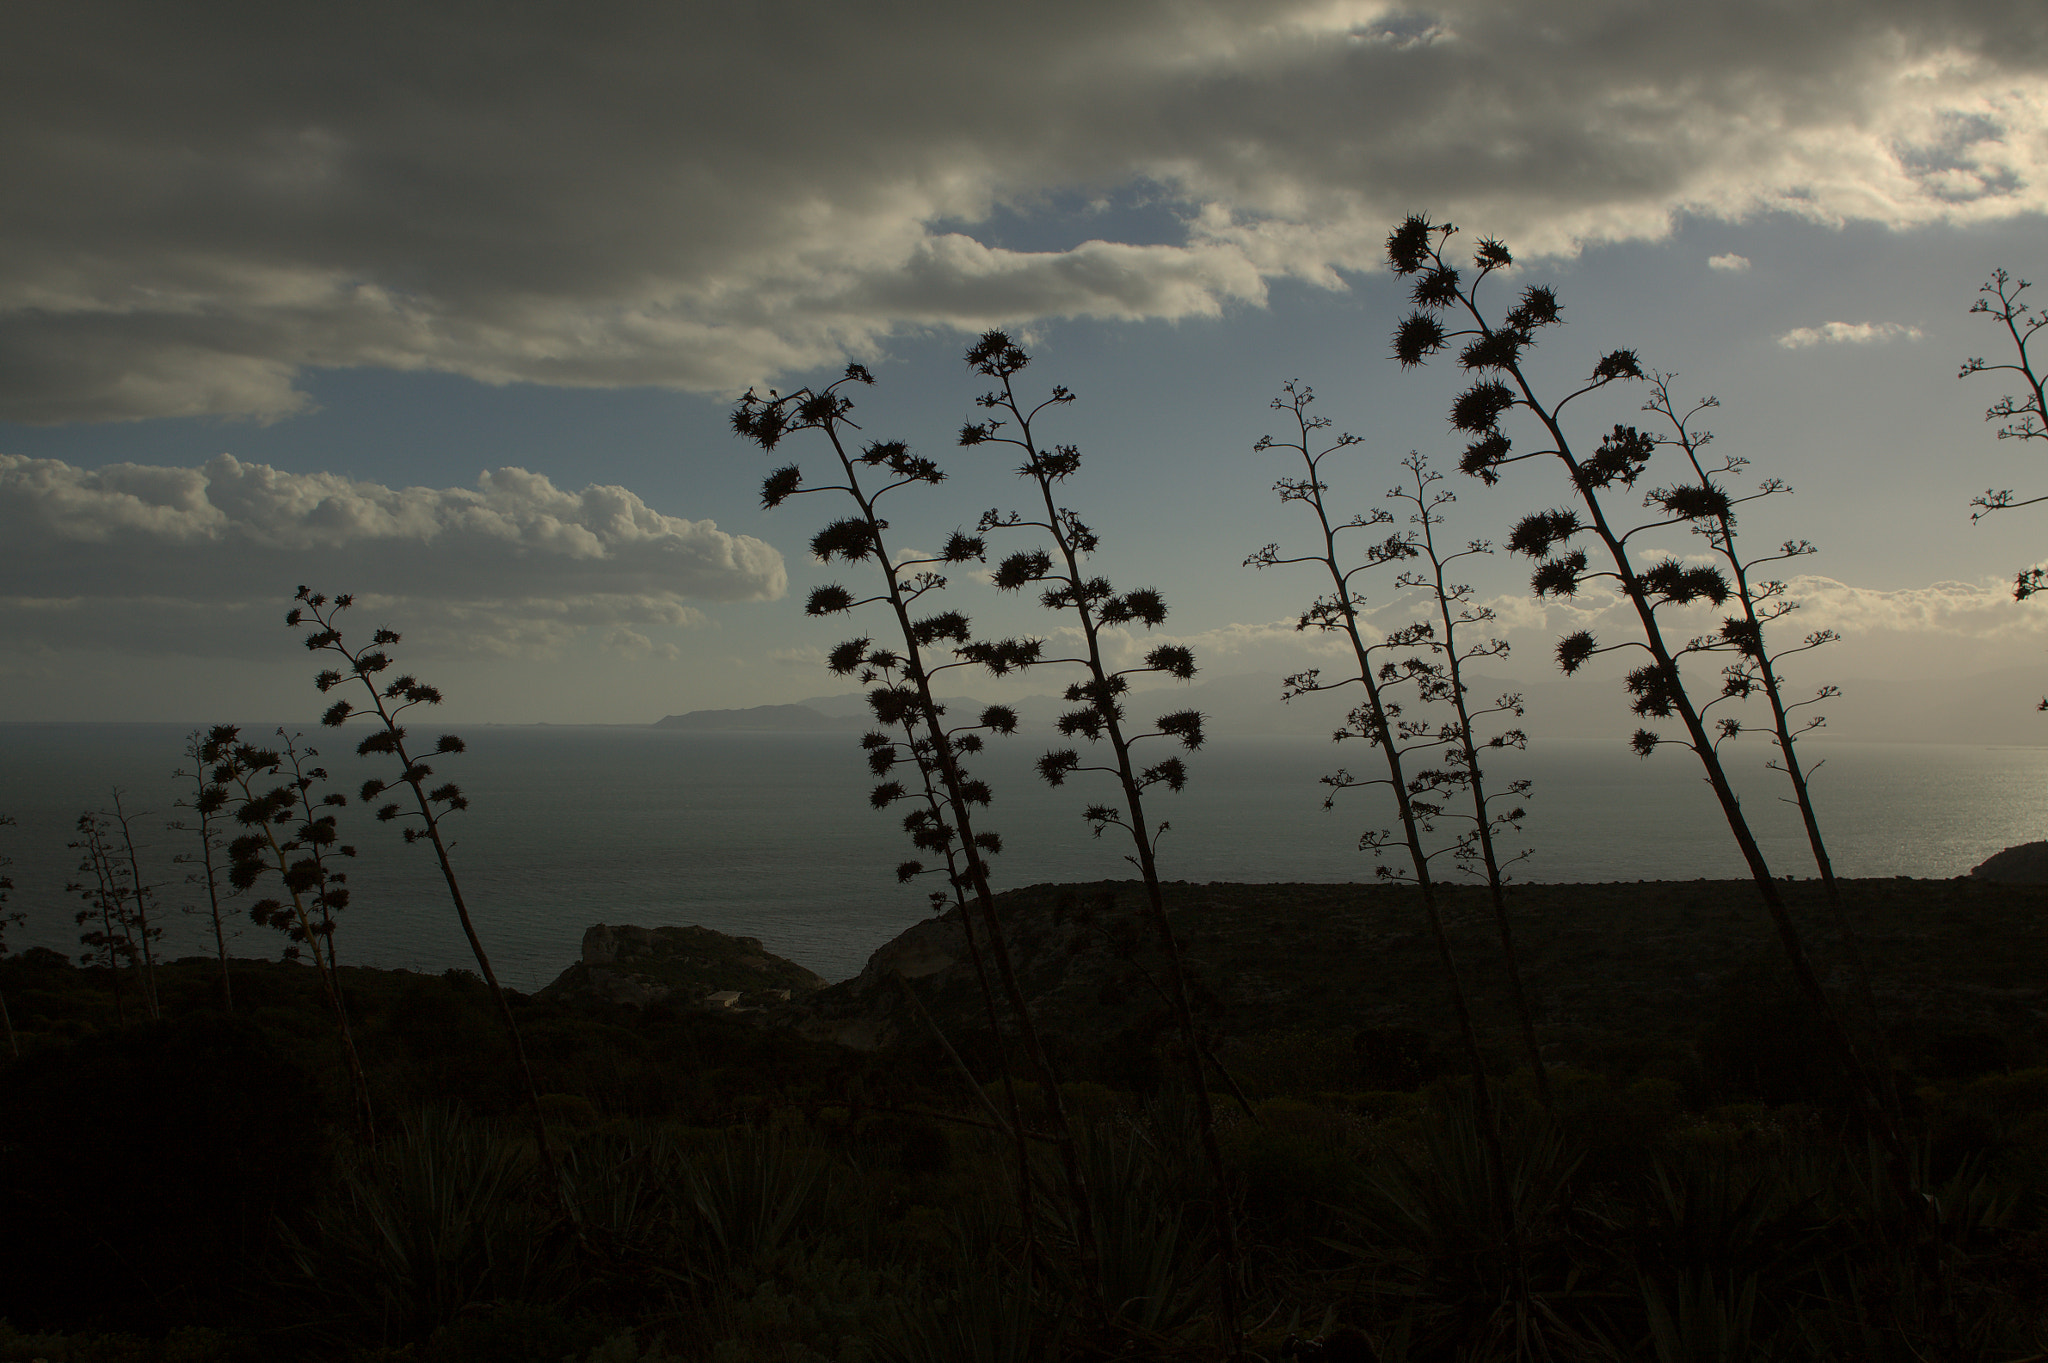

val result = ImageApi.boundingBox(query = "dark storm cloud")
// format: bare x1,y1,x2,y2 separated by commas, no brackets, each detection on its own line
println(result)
4,0,2044,421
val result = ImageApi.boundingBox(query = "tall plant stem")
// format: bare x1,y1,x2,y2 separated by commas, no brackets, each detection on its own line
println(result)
72,815,129,1023
1,814,17,1054
1415,250,1916,1210
895,708,1043,1283
1398,456,1550,1108
944,897,1043,1280
807,417,1101,1300
107,791,160,1020
292,596,558,1200
1312,474,1511,1219
1645,378,1895,1115
979,357,1243,1359
260,815,375,1141
175,733,238,1011
215,739,376,1141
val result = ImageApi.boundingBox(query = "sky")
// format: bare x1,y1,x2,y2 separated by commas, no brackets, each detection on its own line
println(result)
6,0,2048,737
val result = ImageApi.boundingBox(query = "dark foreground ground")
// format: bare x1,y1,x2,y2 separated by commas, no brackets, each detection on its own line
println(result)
2,876,2044,1360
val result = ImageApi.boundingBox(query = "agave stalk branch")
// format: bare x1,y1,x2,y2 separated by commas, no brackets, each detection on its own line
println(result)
889,700,1046,1283
963,332,1243,1361
734,369,1099,1310
0,816,21,1056
1249,384,1523,1232
105,790,162,1019
286,594,555,1194
1641,376,1896,1114
172,730,236,1011
67,812,134,1022
1387,448,1549,1107
207,726,374,1140
1388,215,1915,1215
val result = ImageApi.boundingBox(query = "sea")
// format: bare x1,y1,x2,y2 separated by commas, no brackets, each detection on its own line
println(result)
2,723,2043,988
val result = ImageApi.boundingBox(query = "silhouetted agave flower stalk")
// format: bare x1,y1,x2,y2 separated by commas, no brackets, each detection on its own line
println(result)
882,692,1046,1276
1247,385,1533,1190
1639,377,1890,1070
1392,450,1549,1105
67,806,159,1021
171,729,238,1011
856,640,1047,1280
731,366,1100,1301
105,790,165,1019
1962,269,2048,602
239,732,354,967
67,812,132,1020
959,331,1242,1361
204,723,374,1138
287,588,557,1189
0,815,19,1055
1386,215,1913,1207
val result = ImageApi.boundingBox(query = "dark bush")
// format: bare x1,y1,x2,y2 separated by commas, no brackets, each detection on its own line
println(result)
1695,960,1852,1107
1353,1024,1448,1092
0,1013,326,1329
420,1303,599,1363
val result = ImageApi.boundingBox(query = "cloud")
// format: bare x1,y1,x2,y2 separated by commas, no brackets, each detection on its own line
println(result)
1708,253,1752,272
0,453,784,655
1776,574,2046,639
1457,574,2046,647
1776,320,1927,347
1146,574,2048,683
5,0,2047,421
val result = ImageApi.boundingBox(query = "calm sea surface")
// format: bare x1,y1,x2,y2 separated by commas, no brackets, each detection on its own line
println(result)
2,723,2043,985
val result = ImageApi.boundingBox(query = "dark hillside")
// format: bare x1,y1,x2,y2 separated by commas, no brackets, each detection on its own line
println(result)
789,877,2048,1093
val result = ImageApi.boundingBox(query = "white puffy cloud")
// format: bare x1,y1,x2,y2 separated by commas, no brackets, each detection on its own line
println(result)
1776,574,2046,639
4,0,2045,421
1777,321,1927,348
0,453,784,655
1708,253,1753,272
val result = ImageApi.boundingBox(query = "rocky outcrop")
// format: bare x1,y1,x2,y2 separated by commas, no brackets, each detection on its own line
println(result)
1970,842,2048,883
539,923,827,1008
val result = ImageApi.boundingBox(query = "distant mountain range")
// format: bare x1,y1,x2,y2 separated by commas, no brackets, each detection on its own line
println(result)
653,665,2048,746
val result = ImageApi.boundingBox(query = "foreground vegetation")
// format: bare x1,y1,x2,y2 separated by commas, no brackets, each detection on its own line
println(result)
3,875,2047,1363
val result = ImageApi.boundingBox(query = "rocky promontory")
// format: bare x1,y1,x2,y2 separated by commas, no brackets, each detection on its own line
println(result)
538,923,827,1008
1970,841,2048,883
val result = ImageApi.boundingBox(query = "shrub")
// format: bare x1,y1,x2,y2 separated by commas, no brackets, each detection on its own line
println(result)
0,1015,325,1329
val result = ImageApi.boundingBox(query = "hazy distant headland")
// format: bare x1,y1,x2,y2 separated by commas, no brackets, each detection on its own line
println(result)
654,665,2048,745
653,703,863,732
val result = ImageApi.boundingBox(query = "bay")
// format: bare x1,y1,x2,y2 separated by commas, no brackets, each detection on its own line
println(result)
2,722,2042,986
